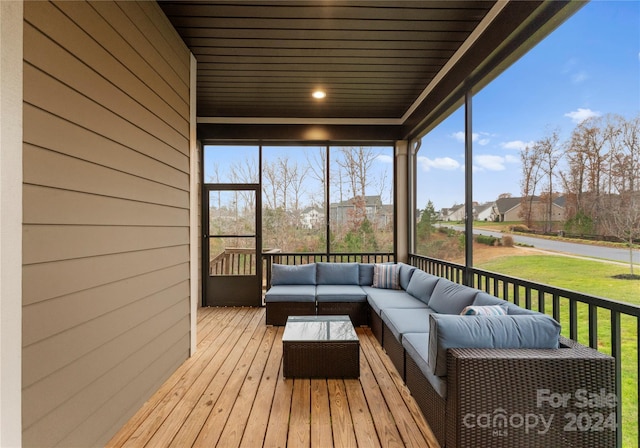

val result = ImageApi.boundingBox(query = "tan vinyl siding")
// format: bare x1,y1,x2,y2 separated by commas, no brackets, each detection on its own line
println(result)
22,1,192,446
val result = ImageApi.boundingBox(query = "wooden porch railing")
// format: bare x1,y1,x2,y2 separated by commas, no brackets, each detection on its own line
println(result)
210,247,257,275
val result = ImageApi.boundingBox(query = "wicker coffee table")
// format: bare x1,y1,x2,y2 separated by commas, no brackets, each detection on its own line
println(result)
282,315,360,378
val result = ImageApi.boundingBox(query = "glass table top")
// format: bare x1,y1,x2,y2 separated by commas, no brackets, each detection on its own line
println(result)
282,315,358,342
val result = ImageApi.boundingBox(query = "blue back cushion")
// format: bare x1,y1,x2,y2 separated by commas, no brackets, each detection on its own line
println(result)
405,270,440,305
271,263,316,285
317,262,359,285
397,262,417,290
359,263,375,286
428,313,561,376
428,279,478,314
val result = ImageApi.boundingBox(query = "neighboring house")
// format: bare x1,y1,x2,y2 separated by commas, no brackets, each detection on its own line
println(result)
494,196,566,222
474,202,496,221
300,205,325,229
330,195,391,228
437,207,451,221
442,204,465,222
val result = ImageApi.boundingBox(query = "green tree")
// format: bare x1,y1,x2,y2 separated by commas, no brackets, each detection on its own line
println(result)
417,200,438,240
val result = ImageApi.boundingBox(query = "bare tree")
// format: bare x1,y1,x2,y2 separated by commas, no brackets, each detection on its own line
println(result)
335,146,381,228
262,160,279,209
520,142,544,227
230,155,258,210
617,114,640,193
537,130,563,232
601,192,640,276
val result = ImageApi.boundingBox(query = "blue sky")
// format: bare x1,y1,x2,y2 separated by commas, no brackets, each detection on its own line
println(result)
417,0,640,211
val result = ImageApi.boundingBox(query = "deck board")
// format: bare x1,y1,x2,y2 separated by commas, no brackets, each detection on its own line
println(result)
108,307,440,448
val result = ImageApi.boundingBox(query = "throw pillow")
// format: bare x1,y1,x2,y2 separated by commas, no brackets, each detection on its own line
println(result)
461,305,507,316
372,263,400,289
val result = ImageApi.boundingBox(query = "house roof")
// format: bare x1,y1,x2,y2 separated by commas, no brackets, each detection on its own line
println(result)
331,195,384,208
158,1,583,141
474,202,494,214
495,197,523,214
496,196,566,213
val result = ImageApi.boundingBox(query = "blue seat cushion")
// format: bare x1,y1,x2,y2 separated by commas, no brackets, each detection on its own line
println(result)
316,285,367,302
381,307,432,342
264,285,316,303
403,332,447,399
363,286,427,316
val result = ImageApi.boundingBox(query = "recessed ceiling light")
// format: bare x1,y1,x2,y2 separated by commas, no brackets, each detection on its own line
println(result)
312,90,326,99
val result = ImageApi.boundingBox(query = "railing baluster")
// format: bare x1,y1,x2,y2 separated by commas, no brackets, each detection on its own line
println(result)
569,298,577,341
589,304,598,350
553,293,560,325
611,310,622,448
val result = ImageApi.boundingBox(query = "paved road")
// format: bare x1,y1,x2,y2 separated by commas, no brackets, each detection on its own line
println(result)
444,225,640,265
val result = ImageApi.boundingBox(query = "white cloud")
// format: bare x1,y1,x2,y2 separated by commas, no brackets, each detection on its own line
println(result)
502,140,534,151
452,131,465,142
571,71,589,83
505,154,520,163
451,131,491,146
474,154,520,171
376,154,394,164
417,156,461,172
565,108,601,124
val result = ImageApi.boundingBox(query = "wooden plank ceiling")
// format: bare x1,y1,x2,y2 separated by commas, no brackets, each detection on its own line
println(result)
159,1,496,120
158,1,582,141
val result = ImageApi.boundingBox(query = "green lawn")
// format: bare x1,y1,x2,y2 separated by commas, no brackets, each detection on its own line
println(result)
477,254,639,447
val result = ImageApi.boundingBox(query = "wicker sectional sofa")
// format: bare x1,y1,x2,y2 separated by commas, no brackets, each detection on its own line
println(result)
265,262,616,447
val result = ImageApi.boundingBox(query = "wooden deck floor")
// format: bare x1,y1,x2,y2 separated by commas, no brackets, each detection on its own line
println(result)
107,307,439,448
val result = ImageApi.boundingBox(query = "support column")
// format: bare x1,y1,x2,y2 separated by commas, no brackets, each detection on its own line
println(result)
0,1,23,445
189,54,199,355
395,141,409,262
464,91,474,286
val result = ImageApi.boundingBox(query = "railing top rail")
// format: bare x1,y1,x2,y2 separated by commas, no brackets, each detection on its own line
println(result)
262,252,395,258
410,253,640,318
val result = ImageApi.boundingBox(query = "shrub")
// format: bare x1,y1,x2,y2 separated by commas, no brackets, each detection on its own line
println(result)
476,234,499,246
501,235,514,247
509,224,530,233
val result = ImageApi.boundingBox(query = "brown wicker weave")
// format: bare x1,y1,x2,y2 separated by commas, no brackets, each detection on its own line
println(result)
446,337,616,448
406,353,446,446
382,322,405,380
265,301,315,326
317,301,369,326
283,340,360,378
282,316,360,378
370,309,384,345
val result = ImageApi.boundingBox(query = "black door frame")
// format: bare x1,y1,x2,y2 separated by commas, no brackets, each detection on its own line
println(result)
202,183,262,307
